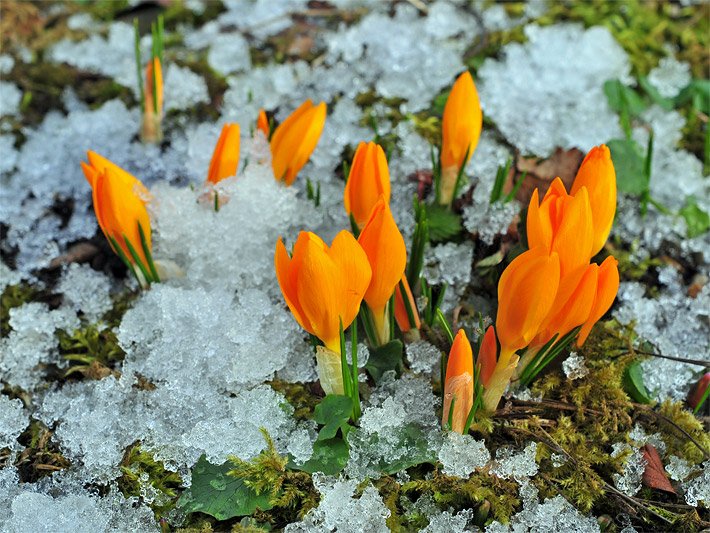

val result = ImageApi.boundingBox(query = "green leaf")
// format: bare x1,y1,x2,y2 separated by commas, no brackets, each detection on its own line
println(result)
291,438,349,475
608,138,647,195
314,395,353,441
680,196,710,239
365,339,404,384
425,204,462,242
177,455,273,520
674,79,710,112
378,424,436,474
623,361,653,404
603,79,647,116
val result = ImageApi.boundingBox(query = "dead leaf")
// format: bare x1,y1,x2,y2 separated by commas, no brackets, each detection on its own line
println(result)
641,444,676,494
509,147,585,205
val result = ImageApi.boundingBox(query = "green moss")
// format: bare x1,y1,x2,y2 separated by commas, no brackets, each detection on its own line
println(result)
1,283,38,337
57,324,125,379
14,419,71,483
538,1,709,78
400,469,520,525
117,443,183,520
268,380,320,421
162,0,226,28
227,430,320,528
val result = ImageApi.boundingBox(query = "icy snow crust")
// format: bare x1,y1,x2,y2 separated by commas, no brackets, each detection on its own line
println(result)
1,0,709,529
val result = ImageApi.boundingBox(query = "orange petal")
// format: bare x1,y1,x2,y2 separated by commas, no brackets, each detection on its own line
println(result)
447,329,473,379
144,57,163,115
537,263,598,344
571,145,617,255
257,109,269,137
441,71,482,170
394,275,420,332
577,256,619,346
275,237,313,335
207,123,241,184
328,230,372,330
344,142,391,228
357,197,407,313
477,325,497,388
496,247,561,352
270,100,326,185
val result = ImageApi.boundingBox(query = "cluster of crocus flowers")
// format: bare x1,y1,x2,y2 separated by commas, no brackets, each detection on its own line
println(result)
437,71,482,206
268,100,326,186
275,231,371,394
482,145,620,411
81,151,159,286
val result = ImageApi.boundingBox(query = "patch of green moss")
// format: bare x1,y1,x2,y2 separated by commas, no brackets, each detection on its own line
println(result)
14,419,71,482
117,443,183,520
536,0,709,78
268,380,320,421
400,469,520,526
1,283,38,337
57,324,125,380
227,430,320,528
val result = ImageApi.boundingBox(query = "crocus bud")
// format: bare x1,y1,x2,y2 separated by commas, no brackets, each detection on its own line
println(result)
257,108,270,138
206,123,240,185
478,326,497,388
439,71,482,206
687,372,710,412
344,141,391,229
358,197,407,346
81,151,155,281
270,100,326,186
527,178,594,277
576,256,619,346
394,275,421,341
142,57,163,143
443,329,474,433
571,145,617,256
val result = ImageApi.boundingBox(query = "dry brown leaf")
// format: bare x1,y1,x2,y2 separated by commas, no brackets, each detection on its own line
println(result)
641,444,676,495
509,147,585,206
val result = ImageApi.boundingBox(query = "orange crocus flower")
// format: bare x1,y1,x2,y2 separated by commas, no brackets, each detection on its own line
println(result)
394,275,421,339
357,197,407,345
442,329,474,433
439,71,482,206
206,123,240,185
81,151,154,278
142,57,163,143
257,109,270,138
576,255,619,346
270,100,326,186
570,145,617,256
484,247,560,411
275,230,371,352
527,178,594,277
275,230,371,394
344,141,391,229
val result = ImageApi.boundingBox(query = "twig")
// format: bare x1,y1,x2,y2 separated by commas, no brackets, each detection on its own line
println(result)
405,0,428,14
511,424,673,525
624,350,710,368
635,406,710,460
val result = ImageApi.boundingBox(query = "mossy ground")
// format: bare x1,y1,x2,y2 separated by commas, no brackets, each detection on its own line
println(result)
1,0,708,531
